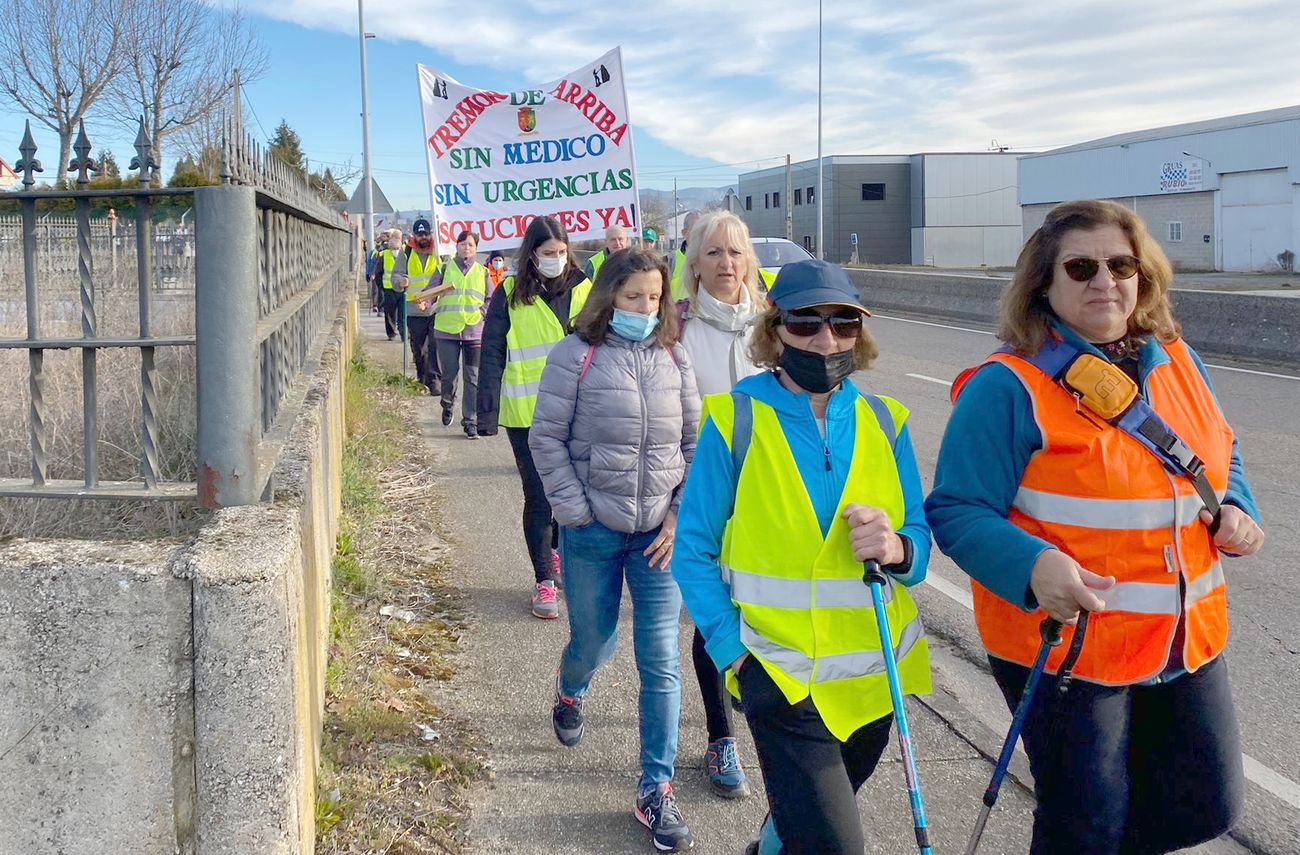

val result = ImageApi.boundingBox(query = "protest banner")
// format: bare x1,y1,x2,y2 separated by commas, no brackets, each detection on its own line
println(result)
417,47,640,253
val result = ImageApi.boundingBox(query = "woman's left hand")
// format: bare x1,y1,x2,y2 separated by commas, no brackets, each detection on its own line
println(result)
645,510,677,571
1201,505,1265,556
843,503,905,566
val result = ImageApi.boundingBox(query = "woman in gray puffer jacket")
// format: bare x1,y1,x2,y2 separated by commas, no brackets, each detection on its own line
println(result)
529,247,701,853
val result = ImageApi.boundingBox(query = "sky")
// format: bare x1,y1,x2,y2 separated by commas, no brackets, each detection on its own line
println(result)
4,0,1300,211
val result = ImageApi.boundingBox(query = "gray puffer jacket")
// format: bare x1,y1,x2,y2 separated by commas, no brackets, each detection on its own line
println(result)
529,332,701,534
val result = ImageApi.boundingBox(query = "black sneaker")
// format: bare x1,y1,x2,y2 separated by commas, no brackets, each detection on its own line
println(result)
441,405,453,427
465,424,479,440
552,691,584,746
635,783,693,851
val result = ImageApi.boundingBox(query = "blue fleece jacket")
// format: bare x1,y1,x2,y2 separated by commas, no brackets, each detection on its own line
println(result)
671,370,932,674
925,322,1260,611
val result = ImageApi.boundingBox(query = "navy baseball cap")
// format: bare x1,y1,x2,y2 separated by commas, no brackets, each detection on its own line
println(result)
412,218,432,236
767,259,871,316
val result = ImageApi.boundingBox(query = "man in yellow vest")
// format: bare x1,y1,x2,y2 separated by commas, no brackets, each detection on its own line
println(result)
668,210,700,301
672,259,932,854
582,224,630,282
377,229,406,340
392,219,443,395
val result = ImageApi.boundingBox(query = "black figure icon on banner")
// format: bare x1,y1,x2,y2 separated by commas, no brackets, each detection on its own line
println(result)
592,65,610,87
433,78,449,99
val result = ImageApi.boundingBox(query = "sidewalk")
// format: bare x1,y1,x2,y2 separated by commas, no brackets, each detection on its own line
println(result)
359,312,1241,854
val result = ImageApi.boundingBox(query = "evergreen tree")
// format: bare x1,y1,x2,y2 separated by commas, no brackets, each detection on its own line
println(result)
268,119,305,174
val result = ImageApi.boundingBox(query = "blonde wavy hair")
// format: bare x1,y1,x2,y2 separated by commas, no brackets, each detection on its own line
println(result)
1000,199,1181,354
681,211,764,305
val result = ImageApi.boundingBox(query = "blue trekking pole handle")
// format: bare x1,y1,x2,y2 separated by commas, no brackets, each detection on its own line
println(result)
863,559,932,855
964,617,1062,855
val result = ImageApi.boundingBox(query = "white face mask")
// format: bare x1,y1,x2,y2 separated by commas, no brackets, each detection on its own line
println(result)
536,254,566,278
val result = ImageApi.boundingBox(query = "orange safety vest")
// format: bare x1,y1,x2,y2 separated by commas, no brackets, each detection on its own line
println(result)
953,337,1232,685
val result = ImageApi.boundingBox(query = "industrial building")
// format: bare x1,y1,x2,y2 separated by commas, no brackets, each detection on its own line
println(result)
737,152,1021,267
1019,105,1300,272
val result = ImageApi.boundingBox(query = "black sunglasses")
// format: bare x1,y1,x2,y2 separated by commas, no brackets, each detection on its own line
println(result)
1060,254,1141,282
779,309,863,339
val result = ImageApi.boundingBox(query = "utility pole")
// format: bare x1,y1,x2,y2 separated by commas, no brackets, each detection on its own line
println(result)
785,154,793,241
672,177,679,247
357,0,375,255
816,0,825,259
232,69,241,136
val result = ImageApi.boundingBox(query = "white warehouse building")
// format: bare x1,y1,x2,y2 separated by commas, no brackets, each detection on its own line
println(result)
1019,105,1300,272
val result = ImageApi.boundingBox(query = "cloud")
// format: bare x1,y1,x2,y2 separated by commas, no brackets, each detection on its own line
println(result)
253,0,1300,166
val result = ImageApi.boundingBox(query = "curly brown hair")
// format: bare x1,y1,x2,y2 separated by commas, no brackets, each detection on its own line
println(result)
748,305,879,370
1000,199,1180,354
574,248,679,348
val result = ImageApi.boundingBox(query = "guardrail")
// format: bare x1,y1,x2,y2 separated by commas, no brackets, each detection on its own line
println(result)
847,268,1300,367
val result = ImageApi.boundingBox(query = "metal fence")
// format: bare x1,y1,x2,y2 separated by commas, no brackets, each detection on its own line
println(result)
0,117,355,507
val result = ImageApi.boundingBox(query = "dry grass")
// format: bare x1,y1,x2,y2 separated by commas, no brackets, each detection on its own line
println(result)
316,348,484,854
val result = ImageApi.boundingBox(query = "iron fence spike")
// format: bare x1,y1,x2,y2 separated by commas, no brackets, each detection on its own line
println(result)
15,120,44,187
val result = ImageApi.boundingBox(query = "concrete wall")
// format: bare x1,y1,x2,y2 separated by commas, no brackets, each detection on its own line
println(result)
0,293,357,855
848,267,1299,365
1023,193,1216,270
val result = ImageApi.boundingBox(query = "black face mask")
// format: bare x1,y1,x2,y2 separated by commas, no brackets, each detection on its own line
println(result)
778,342,855,393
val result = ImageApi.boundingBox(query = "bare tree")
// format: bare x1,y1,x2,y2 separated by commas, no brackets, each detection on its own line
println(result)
111,0,268,183
0,0,127,182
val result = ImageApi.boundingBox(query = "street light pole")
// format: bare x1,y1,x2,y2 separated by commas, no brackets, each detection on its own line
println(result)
357,0,375,254
816,0,824,260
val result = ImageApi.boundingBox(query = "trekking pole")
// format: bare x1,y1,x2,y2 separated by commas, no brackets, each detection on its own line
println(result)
863,560,932,855
964,610,1090,855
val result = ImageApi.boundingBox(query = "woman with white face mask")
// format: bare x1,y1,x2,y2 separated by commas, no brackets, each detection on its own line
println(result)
478,216,594,620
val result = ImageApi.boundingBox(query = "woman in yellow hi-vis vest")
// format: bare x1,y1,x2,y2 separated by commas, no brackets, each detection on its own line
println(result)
418,229,488,437
477,216,592,619
673,259,933,855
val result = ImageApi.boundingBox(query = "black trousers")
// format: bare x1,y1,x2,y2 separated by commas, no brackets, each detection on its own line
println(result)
738,658,893,855
381,288,404,339
506,426,559,584
990,653,1244,854
692,627,733,742
405,315,440,393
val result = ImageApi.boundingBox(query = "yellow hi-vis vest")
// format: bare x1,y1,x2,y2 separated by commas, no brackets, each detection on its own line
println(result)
758,268,777,289
669,248,690,301
380,248,404,289
705,391,931,740
588,249,607,280
499,275,592,428
404,250,441,301
434,260,487,334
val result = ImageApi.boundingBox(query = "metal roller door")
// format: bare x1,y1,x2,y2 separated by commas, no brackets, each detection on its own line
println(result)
1221,168,1292,271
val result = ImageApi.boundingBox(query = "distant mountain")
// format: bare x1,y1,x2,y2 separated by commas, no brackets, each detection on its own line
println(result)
640,185,736,210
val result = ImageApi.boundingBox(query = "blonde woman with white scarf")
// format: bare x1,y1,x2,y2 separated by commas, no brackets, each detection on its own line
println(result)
673,210,765,800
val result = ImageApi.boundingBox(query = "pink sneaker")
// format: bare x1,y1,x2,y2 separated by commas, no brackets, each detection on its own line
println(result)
531,581,559,620
551,550,563,590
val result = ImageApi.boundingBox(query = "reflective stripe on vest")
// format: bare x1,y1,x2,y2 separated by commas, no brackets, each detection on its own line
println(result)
706,389,931,741
499,276,592,428
434,261,487,333
669,248,689,301
405,250,441,300
956,338,1232,684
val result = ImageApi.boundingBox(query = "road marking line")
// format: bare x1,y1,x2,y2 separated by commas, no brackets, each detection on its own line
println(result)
906,372,953,387
875,314,1299,381
923,569,1300,811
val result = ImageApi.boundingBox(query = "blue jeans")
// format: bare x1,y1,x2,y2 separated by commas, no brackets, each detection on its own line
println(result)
558,519,683,789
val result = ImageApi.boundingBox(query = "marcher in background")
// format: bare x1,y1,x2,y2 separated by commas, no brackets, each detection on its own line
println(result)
583,224,630,281
673,259,932,855
669,211,700,301
674,209,766,800
926,199,1264,854
417,229,486,438
366,235,384,314
486,250,508,291
378,230,406,339
393,219,443,396
529,247,699,853
477,216,593,620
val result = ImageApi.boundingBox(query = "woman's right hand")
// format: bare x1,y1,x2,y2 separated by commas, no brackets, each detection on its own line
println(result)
1029,550,1115,624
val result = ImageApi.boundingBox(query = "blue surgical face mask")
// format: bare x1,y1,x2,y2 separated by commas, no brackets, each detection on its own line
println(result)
610,308,659,342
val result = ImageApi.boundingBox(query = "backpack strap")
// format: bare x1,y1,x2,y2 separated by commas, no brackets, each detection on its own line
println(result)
577,343,597,384
861,392,897,450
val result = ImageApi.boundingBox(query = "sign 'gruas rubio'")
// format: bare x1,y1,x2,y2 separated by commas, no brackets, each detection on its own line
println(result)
417,47,640,253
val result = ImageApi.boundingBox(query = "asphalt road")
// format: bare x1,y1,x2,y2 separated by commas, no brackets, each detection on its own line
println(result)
364,308,1292,853
865,311,1300,854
